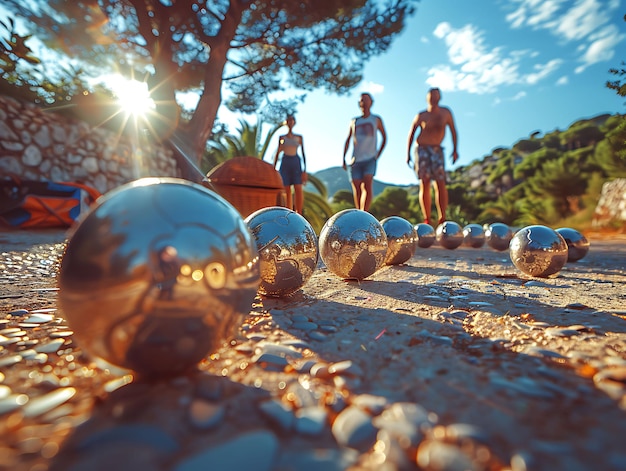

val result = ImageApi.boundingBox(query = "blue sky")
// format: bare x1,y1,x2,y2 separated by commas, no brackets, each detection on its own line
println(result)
2,1,624,187
254,0,626,186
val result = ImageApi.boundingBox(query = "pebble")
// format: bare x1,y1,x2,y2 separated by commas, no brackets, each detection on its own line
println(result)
294,405,328,435
187,399,225,430
332,405,377,450
77,424,180,454
2,233,625,471
174,431,279,471
0,393,29,414
21,387,76,418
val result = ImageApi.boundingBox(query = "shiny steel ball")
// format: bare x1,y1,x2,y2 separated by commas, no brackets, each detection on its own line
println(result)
485,222,513,251
414,223,436,248
435,221,464,250
245,206,318,297
319,209,388,280
380,216,417,265
462,223,485,248
509,225,569,278
556,227,590,262
59,177,260,377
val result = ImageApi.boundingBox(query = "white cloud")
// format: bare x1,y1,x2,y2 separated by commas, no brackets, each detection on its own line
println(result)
576,24,625,71
359,81,385,95
427,22,561,94
556,75,569,85
505,0,624,69
512,91,527,100
525,59,563,84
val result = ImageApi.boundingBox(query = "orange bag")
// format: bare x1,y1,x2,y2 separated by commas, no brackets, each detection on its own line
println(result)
0,179,100,228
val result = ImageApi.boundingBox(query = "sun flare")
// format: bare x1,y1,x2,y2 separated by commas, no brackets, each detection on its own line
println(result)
107,75,155,118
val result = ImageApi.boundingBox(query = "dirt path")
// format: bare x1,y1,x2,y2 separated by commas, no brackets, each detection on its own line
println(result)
1,229,625,470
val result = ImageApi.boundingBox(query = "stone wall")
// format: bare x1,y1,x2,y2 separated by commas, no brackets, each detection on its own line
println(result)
593,178,626,228
0,95,179,195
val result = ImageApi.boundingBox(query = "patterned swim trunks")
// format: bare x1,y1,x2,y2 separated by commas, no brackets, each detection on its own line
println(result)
415,145,446,181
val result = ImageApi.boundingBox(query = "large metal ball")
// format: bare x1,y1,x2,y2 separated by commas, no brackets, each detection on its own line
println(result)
435,221,464,250
380,216,417,265
556,227,590,262
58,177,260,377
485,222,513,251
414,223,436,248
462,223,485,248
509,225,569,278
245,206,318,297
319,209,388,280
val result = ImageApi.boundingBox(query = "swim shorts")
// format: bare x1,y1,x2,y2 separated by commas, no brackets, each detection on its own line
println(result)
348,157,377,181
279,155,303,186
415,145,446,181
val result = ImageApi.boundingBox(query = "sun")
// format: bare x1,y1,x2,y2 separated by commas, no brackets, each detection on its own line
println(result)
107,75,155,118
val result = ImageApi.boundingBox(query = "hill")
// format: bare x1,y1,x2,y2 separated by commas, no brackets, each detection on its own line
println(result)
310,167,415,199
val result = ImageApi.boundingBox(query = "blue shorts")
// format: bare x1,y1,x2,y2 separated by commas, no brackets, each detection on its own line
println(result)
279,155,303,186
348,158,377,181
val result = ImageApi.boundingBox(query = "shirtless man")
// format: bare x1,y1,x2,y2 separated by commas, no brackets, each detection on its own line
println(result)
273,115,307,215
343,93,387,212
406,87,458,226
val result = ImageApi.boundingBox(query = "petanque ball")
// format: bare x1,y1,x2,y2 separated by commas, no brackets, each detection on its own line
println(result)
380,216,417,265
414,223,436,248
556,227,590,262
462,223,485,248
509,225,569,278
58,177,260,377
436,221,464,250
485,222,513,251
319,209,388,280
245,206,318,297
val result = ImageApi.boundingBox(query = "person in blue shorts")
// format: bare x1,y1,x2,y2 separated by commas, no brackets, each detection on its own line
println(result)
342,93,387,212
406,87,458,226
273,115,307,215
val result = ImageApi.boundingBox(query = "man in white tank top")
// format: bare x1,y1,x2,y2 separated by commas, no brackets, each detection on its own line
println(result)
342,93,387,212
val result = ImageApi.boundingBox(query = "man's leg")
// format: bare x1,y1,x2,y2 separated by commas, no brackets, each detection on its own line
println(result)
361,174,374,212
419,178,432,224
351,179,363,210
293,184,304,215
433,179,448,225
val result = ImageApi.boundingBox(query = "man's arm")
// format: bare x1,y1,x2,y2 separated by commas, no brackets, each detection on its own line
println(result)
446,109,458,163
406,114,420,166
376,117,387,159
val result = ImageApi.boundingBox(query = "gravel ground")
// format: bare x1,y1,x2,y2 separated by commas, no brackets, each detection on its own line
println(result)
1,228,625,471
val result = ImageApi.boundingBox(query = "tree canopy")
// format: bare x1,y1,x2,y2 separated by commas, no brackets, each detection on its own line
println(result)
2,0,418,179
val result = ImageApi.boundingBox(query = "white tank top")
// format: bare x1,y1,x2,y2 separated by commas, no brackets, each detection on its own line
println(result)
351,114,380,162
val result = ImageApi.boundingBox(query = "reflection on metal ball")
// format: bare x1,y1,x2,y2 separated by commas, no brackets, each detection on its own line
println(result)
485,222,513,251
509,225,568,278
245,206,318,297
462,223,485,248
414,223,436,248
556,227,590,262
435,221,464,250
59,177,260,377
319,209,388,280
380,216,417,265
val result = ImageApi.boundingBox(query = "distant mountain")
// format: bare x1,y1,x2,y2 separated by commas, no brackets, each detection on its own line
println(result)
310,167,415,199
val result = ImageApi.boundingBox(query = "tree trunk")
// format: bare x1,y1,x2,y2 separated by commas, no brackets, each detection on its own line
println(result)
179,2,246,173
